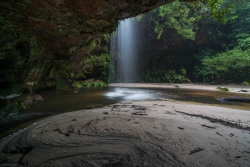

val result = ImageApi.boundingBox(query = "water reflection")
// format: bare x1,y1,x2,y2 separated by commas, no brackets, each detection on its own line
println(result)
105,88,156,101
1,87,249,138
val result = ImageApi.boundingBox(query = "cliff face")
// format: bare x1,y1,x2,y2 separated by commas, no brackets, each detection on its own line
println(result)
2,0,179,55
0,0,193,93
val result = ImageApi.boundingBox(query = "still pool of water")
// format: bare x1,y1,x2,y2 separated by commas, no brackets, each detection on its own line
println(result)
1,87,250,138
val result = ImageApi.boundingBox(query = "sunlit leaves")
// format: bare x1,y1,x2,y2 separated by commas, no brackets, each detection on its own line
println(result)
136,15,143,21
153,0,196,40
154,23,164,39
190,0,231,23
199,48,250,82
225,0,250,49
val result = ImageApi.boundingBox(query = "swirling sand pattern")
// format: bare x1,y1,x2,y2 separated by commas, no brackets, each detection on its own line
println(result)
1,108,185,167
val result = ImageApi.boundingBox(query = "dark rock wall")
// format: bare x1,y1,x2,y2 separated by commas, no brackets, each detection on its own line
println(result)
1,0,179,55
0,0,196,94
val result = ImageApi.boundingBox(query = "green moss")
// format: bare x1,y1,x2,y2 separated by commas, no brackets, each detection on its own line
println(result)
84,39,97,51
242,81,249,86
84,82,92,87
68,46,78,55
29,36,46,61
103,34,110,42
93,82,99,87
0,100,27,113
217,87,229,91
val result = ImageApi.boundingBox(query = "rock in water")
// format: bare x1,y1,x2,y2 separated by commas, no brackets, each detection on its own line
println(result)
217,97,250,103
16,93,44,104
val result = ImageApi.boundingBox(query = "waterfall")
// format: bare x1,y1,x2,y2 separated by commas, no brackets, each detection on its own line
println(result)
110,18,138,83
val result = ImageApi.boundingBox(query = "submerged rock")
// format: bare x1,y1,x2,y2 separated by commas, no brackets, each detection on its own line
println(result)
61,88,79,94
217,97,250,103
16,93,44,104
239,90,248,92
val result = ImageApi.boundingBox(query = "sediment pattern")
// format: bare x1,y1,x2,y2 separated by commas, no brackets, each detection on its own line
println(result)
0,106,185,167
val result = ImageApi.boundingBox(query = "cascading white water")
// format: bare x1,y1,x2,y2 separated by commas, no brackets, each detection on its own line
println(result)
110,18,138,83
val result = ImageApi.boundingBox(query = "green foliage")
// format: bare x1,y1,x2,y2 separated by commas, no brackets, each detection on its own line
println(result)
84,54,110,67
101,63,109,82
164,70,186,83
153,0,197,40
70,72,75,78
136,15,143,21
20,103,27,110
99,82,105,87
68,46,78,55
84,82,92,87
53,60,88,89
3,101,19,113
93,82,99,87
70,72,86,80
217,86,229,91
202,48,250,71
225,0,250,49
103,34,111,42
150,0,232,41
28,88,33,93
191,0,231,23
84,39,97,51
74,82,82,89
53,60,71,89
53,34,110,88
83,54,110,82
180,67,187,76
193,48,218,82
241,81,249,90
141,68,186,83
76,73,86,79
1,100,27,113
81,81,106,88
242,81,249,86
195,48,250,82
108,63,116,83
29,36,45,60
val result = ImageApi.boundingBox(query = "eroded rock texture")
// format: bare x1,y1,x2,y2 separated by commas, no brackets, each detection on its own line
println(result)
2,0,180,55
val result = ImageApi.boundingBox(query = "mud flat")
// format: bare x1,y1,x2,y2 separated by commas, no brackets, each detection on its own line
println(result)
0,99,250,167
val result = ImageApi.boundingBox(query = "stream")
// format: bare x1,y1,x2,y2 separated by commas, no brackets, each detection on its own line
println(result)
1,87,250,138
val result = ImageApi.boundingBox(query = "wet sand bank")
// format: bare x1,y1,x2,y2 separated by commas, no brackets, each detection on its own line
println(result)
0,99,249,166
109,83,250,95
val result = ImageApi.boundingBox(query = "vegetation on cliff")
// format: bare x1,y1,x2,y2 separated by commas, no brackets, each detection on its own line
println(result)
113,0,249,83
0,0,249,95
